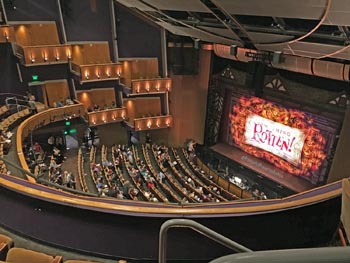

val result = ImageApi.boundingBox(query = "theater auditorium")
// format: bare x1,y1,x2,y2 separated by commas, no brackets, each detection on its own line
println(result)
0,0,349,262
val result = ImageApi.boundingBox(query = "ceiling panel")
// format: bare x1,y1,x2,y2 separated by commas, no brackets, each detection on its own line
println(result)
247,32,294,44
197,26,240,40
156,22,240,45
324,0,350,25
143,0,211,12
116,0,156,11
213,0,328,20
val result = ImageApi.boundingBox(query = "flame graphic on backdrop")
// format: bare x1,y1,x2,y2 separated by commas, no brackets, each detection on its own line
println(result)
229,96,327,176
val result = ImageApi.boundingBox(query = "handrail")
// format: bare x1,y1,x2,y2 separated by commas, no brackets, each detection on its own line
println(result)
158,219,252,263
209,247,350,263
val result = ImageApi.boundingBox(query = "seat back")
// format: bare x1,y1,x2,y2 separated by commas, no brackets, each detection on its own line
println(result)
6,247,56,263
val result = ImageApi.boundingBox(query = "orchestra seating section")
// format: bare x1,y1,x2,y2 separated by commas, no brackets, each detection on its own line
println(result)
78,143,242,203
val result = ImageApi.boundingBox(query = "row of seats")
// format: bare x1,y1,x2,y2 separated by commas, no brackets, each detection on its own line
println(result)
141,144,181,203
0,233,117,263
0,106,9,117
0,108,30,132
74,144,241,203
77,148,89,192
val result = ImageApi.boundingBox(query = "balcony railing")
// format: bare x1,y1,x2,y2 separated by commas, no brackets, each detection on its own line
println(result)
134,115,173,131
131,78,172,94
14,44,72,65
88,107,127,126
72,62,123,82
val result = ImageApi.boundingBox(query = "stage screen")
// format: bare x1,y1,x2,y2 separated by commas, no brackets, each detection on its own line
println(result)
221,93,339,184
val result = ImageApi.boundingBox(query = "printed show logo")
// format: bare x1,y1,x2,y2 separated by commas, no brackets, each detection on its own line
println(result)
244,114,306,166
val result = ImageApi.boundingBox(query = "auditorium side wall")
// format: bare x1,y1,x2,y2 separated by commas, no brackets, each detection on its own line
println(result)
167,49,211,146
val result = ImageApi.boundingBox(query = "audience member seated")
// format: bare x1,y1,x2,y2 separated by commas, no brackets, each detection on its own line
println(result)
128,187,139,199
56,101,64,107
0,130,12,155
65,97,74,105
33,142,44,158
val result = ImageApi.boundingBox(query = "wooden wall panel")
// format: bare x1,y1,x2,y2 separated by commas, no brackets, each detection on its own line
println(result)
134,98,161,117
71,45,84,65
72,43,111,65
121,58,159,87
124,98,161,122
124,99,136,122
77,88,115,111
44,81,70,107
167,50,211,146
14,23,60,46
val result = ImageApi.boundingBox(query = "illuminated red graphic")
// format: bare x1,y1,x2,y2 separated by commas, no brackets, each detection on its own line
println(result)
229,96,327,176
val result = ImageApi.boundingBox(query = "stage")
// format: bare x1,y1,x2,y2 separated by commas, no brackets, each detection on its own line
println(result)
210,143,315,193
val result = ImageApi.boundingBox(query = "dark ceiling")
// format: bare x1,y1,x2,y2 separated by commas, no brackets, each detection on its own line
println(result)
115,0,350,63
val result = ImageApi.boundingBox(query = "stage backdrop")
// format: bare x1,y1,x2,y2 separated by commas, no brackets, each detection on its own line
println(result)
220,92,340,185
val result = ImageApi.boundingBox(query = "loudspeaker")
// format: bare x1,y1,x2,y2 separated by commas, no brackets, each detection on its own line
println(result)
230,45,237,56
272,51,282,64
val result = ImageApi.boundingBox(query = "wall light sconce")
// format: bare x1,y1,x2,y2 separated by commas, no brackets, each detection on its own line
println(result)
97,72,100,79
136,87,140,93
147,121,151,129
106,71,111,78
44,56,48,62
85,72,89,80
156,121,160,127
156,84,160,91
4,32,9,41
30,57,35,63
55,56,60,61
166,120,170,127
138,126,141,130
66,50,71,59
112,116,116,120
122,114,126,120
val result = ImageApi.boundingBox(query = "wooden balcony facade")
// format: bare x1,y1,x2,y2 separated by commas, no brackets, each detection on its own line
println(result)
14,44,72,66
71,62,123,83
131,78,172,94
88,107,127,126
134,115,173,131
0,26,15,43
